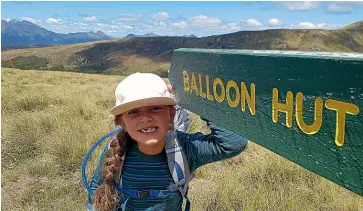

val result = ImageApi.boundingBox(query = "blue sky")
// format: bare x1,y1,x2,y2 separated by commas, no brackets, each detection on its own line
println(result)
1,1,363,37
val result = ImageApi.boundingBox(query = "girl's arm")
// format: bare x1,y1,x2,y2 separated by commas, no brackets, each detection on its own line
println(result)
177,118,248,172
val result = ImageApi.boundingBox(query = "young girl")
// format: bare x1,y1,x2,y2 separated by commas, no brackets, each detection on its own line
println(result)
87,72,248,211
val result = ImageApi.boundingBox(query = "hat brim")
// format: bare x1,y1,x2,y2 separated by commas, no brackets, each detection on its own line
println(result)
111,97,175,116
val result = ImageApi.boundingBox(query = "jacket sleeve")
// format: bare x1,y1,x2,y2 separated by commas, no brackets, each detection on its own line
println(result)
177,118,248,172
86,143,109,210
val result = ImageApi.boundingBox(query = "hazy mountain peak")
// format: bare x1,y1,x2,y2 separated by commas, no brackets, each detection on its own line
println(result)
1,19,112,47
144,32,158,36
125,32,160,38
10,19,22,23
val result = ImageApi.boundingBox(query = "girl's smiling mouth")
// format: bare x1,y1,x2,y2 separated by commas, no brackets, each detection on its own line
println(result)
138,127,158,133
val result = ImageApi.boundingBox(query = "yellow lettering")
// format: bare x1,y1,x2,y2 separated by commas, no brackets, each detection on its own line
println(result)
272,88,293,128
295,92,323,134
190,72,199,95
183,70,190,92
325,99,360,147
226,80,240,108
213,78,225,103
206,74,214,101
241,82,256,115
198,73,206,98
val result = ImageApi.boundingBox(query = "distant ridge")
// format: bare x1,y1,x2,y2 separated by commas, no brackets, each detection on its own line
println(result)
2,21,362,74
183,34,197,38
126,33,197,38
341,21,363,33
126,32,160,37
1,19,113,47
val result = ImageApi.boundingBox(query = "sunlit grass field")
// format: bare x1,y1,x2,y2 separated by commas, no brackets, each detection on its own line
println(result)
2,68,363,210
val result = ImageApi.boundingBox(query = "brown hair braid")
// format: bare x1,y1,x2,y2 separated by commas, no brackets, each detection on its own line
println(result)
93,115,129,211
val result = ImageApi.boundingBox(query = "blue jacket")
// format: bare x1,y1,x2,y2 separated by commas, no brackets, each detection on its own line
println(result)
87,112,248,210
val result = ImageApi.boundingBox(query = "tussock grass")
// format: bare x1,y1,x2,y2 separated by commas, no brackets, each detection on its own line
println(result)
2,68,362,210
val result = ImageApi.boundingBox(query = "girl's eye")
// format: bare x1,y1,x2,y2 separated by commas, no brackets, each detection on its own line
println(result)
128,109,139,115
151,106,162,111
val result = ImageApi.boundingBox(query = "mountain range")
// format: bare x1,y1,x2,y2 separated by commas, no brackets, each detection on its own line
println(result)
2,20,362,75
1,19,198,49
126,32,160,38
1,19,112,48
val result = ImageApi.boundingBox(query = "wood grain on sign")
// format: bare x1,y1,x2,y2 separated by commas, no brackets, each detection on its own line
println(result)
169,48,363,196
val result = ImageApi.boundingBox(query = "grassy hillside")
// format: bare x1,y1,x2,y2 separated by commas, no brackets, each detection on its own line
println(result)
2,21,363,75
2,68,363,210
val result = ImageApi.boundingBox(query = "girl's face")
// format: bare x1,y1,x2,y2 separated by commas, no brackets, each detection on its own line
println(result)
119,105,175,145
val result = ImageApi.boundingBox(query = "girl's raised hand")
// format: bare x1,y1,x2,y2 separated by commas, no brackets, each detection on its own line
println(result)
167,84,174,94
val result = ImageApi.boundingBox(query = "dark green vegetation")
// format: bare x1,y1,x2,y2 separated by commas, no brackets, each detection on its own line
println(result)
1,56,71,72
2,21,363,76
1,56,48,70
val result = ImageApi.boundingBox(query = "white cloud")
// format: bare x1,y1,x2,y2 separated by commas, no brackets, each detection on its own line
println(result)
4,18,11,22
69,22,88,27
228,22,241,30
96,23,108,27
283,2,319,11
226,21,245,30
316,23,327,28
189,15,222,27
45,18,61,24
247,19,262,27
142,24,153,29
154,21,167,27
116,15,140,23
123,25,134,29
95,23,122,31
152,12,169,20
298,22,315,29
297,22,326,29
171,21,188,29
20,17,42,24
268,18,283,27
328,3,353,13
84,15,97,22
117,17,136,21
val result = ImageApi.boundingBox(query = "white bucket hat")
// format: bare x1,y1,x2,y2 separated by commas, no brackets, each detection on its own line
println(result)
111,72,175,115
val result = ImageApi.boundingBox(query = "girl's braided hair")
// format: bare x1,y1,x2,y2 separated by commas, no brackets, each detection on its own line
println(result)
93,115,129,211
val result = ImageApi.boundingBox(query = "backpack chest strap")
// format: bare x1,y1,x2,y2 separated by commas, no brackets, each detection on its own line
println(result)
112,182,179,199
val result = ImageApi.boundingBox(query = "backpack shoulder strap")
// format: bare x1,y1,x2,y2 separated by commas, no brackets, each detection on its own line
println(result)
82,126,122,201
165,131,192,196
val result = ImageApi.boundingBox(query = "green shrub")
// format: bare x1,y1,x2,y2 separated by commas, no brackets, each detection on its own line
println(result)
8,56,49,70
1,59,13,68
52,65,65,71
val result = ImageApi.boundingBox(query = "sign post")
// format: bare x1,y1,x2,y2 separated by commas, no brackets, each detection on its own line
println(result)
169,48,363,196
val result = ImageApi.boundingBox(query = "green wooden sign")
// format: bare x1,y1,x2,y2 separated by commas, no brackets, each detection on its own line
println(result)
169,48,363,196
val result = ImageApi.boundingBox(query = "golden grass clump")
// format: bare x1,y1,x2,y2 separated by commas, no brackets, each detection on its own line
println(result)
1,68,363,210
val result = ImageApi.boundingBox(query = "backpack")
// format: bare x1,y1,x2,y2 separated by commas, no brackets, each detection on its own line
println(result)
82,106,193,211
